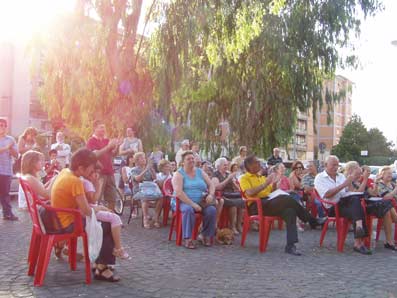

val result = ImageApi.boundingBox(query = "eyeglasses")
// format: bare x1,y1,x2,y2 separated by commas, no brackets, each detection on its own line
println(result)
296,167,303,170
0,124,7,128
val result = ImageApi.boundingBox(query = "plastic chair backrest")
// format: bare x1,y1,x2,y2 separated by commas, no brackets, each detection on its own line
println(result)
312,188,338,217
19,178,46,235
162,177,174,197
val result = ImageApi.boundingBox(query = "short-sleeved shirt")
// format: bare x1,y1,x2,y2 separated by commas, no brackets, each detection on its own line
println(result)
377,181,397,199
51,169,85,228
0,135,17,176
267,155,283,166
302,173,315,188
86,136,114,175
121,137,142,153
213,170,235,193
130,166,154,194
239,172,273,205
314,171,347,207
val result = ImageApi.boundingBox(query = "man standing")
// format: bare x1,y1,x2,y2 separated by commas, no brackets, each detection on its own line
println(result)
86,120,120,210
239,155,325,256
0,119,18,220
51,131,71,168
267,147,283,166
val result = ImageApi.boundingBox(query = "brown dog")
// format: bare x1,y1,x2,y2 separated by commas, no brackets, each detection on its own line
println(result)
216,228,234,245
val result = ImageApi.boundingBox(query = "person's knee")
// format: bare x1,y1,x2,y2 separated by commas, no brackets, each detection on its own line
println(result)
206,206,217,217
282,208,297,222
182,205,195,215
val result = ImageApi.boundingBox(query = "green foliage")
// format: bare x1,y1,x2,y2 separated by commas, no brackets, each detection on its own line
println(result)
149,0,383,157
30,1,153,140
331,114,392,163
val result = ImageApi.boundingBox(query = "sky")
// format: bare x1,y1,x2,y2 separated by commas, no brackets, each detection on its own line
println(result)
338,0,397,146
0,0,396,144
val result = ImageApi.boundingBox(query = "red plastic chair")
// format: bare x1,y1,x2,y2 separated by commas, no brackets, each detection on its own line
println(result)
19,178,91,286
215,191,230,229
238,186,283,253
162,177,173,226
168,196,203,245
312,189,360,252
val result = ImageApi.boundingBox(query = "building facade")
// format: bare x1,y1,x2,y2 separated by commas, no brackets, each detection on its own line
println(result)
286,75,353,161
0,41,49,138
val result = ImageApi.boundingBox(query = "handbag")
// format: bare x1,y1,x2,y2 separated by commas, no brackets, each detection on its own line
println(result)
85,209,103,262
133,181,163,201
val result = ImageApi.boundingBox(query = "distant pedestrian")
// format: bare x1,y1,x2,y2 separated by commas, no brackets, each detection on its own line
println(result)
0,119,19,220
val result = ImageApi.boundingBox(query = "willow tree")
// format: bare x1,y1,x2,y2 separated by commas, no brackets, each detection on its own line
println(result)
31,0,153,139
150,0,382,157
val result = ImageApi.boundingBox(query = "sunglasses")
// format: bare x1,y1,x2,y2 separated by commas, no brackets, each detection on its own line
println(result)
0,124,7,128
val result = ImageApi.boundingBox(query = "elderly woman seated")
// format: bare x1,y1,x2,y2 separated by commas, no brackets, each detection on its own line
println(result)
212,157,244,235
130,152,163,229
172,151,216,249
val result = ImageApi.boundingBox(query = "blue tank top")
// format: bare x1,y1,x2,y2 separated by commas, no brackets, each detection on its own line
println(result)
172,168,207,207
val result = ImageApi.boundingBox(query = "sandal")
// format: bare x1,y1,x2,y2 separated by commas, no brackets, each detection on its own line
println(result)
143,218,152,229
94,266,120,282
54,242,64,259
153,221,161,228
184,239,196,249
113,247,130,259
203,237,212,247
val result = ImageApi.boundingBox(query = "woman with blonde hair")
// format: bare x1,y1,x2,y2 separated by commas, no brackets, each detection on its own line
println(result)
14,127,38,174
21,150,54,203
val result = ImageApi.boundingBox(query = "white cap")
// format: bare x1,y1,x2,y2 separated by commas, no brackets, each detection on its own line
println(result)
181,139,189,145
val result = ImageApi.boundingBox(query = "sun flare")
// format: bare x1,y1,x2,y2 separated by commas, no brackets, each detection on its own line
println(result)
0,0,74,42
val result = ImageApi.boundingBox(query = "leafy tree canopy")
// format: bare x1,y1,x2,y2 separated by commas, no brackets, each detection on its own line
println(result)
30,0,153,139
331,114,392,163
150,0,382,157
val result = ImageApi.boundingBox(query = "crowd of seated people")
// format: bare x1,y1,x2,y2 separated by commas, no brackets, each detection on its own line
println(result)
11,118,397,288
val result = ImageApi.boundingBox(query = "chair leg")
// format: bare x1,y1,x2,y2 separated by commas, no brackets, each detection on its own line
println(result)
364,217,373,248
168,216,175,241
241,215,250,247
34,236,53,286
260,219,272,252
163,200,170,226
82,234,91,285
176,216,182,246
319,220,329,247
69,238,77,271
28,233,41,276
376,218,383,241
394,223,397,243
338,220,350,252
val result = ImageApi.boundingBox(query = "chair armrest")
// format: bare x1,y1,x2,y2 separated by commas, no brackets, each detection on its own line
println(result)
37,201,85,233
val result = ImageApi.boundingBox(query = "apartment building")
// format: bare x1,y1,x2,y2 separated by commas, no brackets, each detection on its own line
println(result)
287,75,353,161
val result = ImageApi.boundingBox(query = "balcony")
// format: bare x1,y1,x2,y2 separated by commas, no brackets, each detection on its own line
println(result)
297,112,308,120
295,128,307,136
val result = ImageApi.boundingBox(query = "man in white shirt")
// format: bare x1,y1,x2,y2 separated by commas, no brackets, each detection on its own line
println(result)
51,131,71,168
314,155,370,255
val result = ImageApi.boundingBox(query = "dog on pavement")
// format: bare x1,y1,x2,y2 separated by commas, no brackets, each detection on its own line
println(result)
216,228,234,245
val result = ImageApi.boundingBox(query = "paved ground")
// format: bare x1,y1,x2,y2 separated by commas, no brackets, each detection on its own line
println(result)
2,199,397,298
